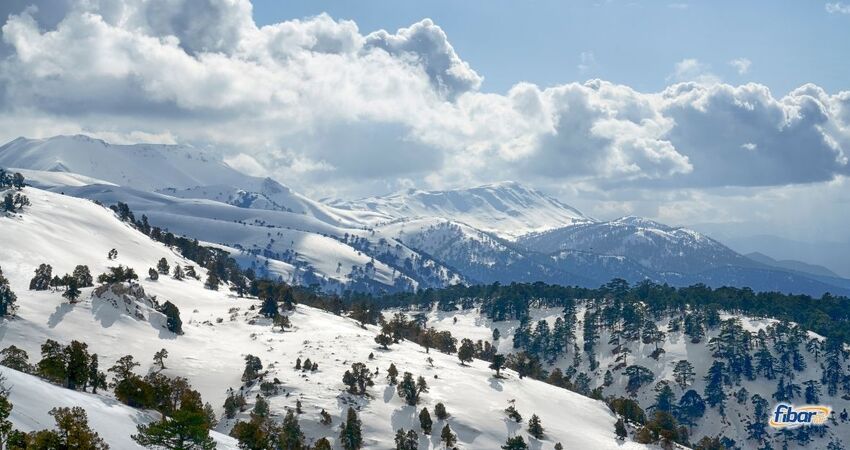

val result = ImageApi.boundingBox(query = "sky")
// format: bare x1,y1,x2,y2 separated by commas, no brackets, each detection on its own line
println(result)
0,0,849,271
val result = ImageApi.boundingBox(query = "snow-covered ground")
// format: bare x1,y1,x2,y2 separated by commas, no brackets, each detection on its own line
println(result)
0,186,646,449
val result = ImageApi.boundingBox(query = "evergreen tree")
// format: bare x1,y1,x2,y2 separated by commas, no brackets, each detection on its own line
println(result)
440,424,456,449
419,407,433,433
394,428,418,450
615,418,628,440
387,363,399,385
654,382,675,413
319,409,332,426
396,372,428,406
159,301,183,335
63,278,82,303
0,386,15,450
133,399,216,450
88,354,107,394
0,268,17,317
675,390,706,425
804,380,821,404
73,265,94,287
0,345,30,373
458,338,475,365
29,263,53,291
172,265,185,281
502,435,528,450
672,360,695,389
64,340,91,390
148,268,159,281
374,332,393,350
154,349,169,371
260,296,279,319
29,407,109,450
338,407,362,450
342,363,374,395
242,355,263,383
277,410,305,449
528,414,544,439
108,249,118,260
157,258,171,275
490,354,506,377
37,339,67,384
434,402,448,420
703,361,728,412
314,437,332,450
623,365,654,395
204,272,220,291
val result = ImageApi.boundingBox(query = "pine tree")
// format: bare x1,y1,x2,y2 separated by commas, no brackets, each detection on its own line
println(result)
148,268,159,281
396,372,427,406
277,409,305,449
434,402,448,420
419,407,433,433
0,385,15,450
108,248,118,260
502,435,529,450
157,258,170,275
673,360,695,389
375,332,393,349
29,263,53,291
676,390,706,425
342,363,373,396
63,279,82,303
37,339,67,384
172,265,185,281
703,361,727,411
615,418,628,439
319,409,332,426
242,355,263,383
338,407,362,450
394,428,418,450
88,354,106,394
387,363,399,385
33,407,109,450
528,414,544,439
160,301,183,335
314,437,332,450
0,345,30,373
132,400,216,450
153,349,169,371
0,268,17,317
623,365,654,395
72,265,93,287
490,354,505,377
440,424,456,449
204,272,220,291
260,296,279,319
458,338,475,365
654,382,675,413
64,340,90,390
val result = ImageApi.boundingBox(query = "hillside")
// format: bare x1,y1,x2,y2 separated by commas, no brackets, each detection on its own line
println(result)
0,186,647,449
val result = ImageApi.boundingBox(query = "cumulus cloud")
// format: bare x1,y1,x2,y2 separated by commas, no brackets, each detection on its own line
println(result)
363,19,482,99
729,57,751,75
0,0,847,200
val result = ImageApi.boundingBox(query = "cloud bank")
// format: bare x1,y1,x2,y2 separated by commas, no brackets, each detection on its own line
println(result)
0,0,848,200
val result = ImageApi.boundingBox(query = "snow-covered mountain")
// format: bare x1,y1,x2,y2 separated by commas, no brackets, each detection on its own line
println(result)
0,186,645,449
4,134,850,297
330,181,592,240
519,216,750,274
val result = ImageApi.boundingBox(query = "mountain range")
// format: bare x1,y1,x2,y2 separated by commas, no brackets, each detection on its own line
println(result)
2,134,848,297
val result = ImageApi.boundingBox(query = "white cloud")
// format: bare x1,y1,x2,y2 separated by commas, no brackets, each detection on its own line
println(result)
578,51,596,72
0,0,847,201
668,58,720,85
729,57,751,75
826,2,850,14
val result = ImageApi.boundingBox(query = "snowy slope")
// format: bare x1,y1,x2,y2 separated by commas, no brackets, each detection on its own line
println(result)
519,216,754,274
0,366,239,449
0,186,646,449
330,181,592,240
403,305,850,449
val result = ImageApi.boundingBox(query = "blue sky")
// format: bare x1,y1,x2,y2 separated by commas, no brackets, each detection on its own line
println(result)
253,0,850,95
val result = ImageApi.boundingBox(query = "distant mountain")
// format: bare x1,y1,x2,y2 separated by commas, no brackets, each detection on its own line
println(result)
329,181,592,239
745,251,841,278
519,216,751,274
